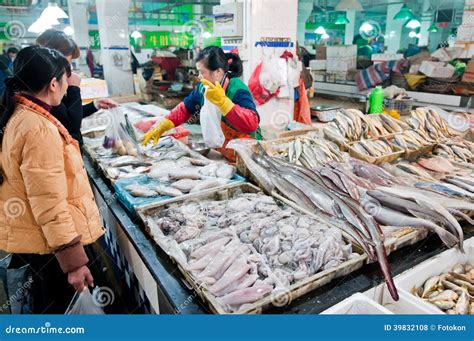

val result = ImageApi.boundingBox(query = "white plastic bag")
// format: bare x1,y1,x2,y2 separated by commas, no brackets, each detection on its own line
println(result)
259,55,283,94
200,88,225,148
65,287,105,315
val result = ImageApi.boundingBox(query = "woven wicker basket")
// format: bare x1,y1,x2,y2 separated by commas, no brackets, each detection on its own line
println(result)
390,73,409,89
420,76,459,94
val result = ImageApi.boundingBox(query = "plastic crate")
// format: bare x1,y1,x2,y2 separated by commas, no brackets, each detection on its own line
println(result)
384,98,414,116
114,173,246,214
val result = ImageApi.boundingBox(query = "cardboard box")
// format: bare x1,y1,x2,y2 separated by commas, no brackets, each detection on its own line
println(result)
326,58,356,72
327,45,357,58
315,46,327,60
462,60,474,83
309,59,326,70
419,61,455,78
409,64,420,74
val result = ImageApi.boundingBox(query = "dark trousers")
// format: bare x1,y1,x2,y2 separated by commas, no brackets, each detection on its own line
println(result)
11,237,110,314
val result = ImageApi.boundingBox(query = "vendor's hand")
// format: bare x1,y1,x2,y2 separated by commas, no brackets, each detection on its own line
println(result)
200,79,234,115
68,265,94,293
95,98,119,110
142,118,175,146
67,72,81,87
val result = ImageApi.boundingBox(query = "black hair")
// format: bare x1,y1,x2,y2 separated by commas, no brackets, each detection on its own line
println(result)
37,29,80,59
6,47,18,54
0,45,71,145
196,46,243,79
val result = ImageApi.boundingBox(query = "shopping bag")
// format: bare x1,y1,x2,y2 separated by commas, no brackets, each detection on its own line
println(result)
248,62,280,105
0,254,32,314
102,108,138,156
200,88,225,148
65,287,105,315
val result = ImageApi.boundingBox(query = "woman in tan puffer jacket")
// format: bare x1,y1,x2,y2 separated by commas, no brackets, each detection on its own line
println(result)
0,46,104,313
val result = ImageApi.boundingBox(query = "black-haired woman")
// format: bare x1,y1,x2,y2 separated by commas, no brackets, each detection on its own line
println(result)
143,46,261,162
37,29,118,145
0,46,104,313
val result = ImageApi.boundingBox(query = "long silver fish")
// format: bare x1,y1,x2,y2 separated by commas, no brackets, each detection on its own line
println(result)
376,186,464,251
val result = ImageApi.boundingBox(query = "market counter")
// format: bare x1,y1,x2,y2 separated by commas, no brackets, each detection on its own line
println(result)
84,154,473,314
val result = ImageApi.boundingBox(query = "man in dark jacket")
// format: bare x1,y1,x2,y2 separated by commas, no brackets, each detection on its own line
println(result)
0,47,18,95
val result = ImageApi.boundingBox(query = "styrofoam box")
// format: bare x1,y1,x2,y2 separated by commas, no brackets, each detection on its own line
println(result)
327,58,356,72
364,284,440,314
309,59,326,70
395,237,474,314
321,293,394,314
462,12,474,26
372,53,404,63
327,45,357,59
419,61,455,78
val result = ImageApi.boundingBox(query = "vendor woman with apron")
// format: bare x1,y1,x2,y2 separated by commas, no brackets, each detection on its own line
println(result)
143,46,261,162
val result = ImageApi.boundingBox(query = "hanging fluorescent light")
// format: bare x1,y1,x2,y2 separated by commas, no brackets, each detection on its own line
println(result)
202,31,212,39
41,2,68,21
321,33,330,40
131,30,142,39
360,22,374,34
335,13,350,25
394,4,415,20
428,23,439,32
336,0,363,11
405,19,421,29
63,26,74,36
314,26,326,35
28,15,59,34
408,31,417,38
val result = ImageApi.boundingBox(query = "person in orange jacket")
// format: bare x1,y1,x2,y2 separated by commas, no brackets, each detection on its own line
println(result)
143,46,261,162
0,46,104,313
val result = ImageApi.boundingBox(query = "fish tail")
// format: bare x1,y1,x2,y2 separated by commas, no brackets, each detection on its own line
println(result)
374,243,399,301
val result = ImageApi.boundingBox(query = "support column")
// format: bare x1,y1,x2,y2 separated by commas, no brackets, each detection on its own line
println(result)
68,0,91,76
297,0,313,51
96,0,134,95
385,3,404,53
344,10,356,45
243,0,298,127
418,0,431,46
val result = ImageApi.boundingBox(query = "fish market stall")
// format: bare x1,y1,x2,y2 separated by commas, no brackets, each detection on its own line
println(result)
81,102,474,314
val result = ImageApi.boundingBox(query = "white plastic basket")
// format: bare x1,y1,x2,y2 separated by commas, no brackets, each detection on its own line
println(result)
395,237,474,314
321,293,393,314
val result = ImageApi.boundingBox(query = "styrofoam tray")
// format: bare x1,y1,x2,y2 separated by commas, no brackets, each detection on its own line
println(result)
321,293,393,314
394,237,474,314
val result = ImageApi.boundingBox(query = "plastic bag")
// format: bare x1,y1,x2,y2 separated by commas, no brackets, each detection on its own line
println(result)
65,287,105,315
0,254,32,314
102,108,138,156
200,88,225,148
248,63,279,105
260,55,283,94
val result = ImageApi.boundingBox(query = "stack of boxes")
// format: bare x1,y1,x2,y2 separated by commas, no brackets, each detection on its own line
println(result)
455,0,474,58
309,46,327,82
326,45,357,83
309,45,358,83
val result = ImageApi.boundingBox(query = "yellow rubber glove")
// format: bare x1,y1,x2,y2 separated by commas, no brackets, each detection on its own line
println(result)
201,79,234,115
142,118,175,146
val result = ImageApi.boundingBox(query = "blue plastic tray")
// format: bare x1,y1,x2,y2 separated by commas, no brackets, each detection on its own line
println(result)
114,173,246,214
